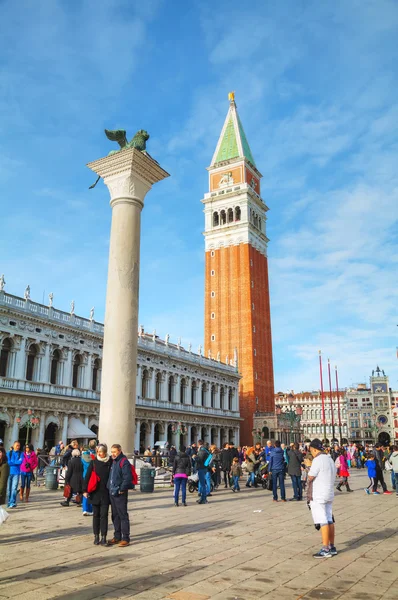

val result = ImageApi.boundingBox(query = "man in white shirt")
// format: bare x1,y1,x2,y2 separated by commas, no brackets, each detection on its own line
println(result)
308,439,337,558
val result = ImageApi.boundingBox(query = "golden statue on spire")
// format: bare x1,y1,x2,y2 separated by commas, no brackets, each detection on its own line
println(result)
228,91,235,103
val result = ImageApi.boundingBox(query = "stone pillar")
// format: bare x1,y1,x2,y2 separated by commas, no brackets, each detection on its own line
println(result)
14,337,27,380
215,427,221,448
40,343,51,383
186,425,192,445
37,412,46,449
84,354,93,390
10,415,19,445
186,377,192,405
88,149,169,454
63,349,73,388
148,368,155,399
149,421,155,448
135,419,141,452
61,414,69,443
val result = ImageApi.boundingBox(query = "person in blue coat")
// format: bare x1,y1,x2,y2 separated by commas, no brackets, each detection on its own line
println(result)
81,449,93,515
7,441,23,508
269,440,287,502
107,444,132,547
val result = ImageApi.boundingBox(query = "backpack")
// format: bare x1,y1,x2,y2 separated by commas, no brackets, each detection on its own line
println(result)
204,450,213,468
335,456,341,469
120,457,138,488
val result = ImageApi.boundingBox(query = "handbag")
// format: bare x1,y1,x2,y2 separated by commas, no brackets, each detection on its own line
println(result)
87,462,100,493
63,483,71,498
385,459,393,472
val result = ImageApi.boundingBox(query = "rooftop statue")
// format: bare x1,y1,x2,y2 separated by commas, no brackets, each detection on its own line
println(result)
89,129,150,189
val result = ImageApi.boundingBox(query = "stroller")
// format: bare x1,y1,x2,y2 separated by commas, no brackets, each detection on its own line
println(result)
188,472,214,494
255,462,271,489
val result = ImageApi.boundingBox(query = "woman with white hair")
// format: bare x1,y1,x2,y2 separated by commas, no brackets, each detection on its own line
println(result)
60,449,83,507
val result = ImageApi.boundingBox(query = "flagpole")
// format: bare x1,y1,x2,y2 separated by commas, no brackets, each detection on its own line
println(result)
335,365,342,443
328,359,335,441
319,351,326,442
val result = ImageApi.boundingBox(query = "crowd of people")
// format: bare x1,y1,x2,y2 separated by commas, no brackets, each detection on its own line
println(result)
1,435,397,556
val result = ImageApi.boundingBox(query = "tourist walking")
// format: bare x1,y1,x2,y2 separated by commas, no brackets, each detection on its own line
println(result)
0,447,10,505
83,443,111,545
364,453,377,494
307,439,337,558
20,444,38,503
230,457,242,492
61,449,83,506
81,449,93,515
245,447,257,488
389,446,398,496
6,441,23,509
287,442,304,501
269,440,286,502
336,448,353,492
372,443,392,495
172,447,191,506
195,440,210,504
107,444,132,547
220,443,232,489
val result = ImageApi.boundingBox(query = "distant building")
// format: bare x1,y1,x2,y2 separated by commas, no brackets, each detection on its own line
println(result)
0,288,241,451
345,366,397,445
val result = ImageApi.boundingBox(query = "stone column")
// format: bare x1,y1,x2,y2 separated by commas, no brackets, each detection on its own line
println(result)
84,354,93,390
37,412,46,448
149,421,155,447
185,377,192,405
14,337,27,380
136,364,142,398
148,368,155,399
63,349,73,388
135,419,141,452
61,414,69,443
88,149,169,454
10,415,19,445
40,343,51,383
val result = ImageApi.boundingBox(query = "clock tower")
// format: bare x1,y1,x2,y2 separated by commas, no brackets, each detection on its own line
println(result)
202,93,274,443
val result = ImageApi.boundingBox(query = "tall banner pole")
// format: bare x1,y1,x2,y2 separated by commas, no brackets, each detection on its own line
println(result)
319,351,327,442
328,359,335,441
335,365,342,443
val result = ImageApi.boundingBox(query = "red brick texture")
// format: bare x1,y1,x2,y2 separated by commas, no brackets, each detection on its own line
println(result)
205,244,274,444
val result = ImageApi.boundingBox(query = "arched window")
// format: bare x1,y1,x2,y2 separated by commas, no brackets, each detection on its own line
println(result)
0,338,12,377
180,378,186,403
235,206,241,221
213,212,219,226
141,369,149,398
92,358,101,391
50,349,61,385
228,389,233,411
220,210,226,225
191,380,197,404
220,386,225,409
228,208,234,223
155,372,162,400
210,384,216,408
26,344,39,382
168,375,175,402
201,383,207,406
72,353,82,388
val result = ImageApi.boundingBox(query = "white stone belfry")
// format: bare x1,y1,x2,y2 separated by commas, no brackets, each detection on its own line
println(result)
87,148,169,453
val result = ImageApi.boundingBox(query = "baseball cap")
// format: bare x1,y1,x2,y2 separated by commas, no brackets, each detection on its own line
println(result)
309,438,323,450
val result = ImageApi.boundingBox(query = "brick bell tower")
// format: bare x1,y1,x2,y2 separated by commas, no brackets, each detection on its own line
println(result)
202,92,275,444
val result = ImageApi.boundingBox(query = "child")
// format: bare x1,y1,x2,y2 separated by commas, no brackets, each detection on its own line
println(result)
364,453,377,495
230,457,242,492
301,465,308,491
336,448,353,492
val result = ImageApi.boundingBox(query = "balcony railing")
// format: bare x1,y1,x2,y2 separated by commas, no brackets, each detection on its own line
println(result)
0,377,100,401
136,395,239,418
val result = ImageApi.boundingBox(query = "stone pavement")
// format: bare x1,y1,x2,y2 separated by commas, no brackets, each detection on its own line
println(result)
0,471,397,600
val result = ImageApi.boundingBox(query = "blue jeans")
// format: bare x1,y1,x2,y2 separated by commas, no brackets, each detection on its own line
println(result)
197,469,207,502
247,472,255,486
174,477,187,504
233,475,240,490
7,473,19,507
290,474,302,500
391,470,396,491
20,472,32,489
272,470,285,501
82,495,93,514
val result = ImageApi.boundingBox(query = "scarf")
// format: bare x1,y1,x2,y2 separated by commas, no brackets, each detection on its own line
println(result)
97,454,110,463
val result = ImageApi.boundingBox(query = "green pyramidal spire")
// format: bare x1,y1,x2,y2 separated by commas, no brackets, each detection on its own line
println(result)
211,92,256,167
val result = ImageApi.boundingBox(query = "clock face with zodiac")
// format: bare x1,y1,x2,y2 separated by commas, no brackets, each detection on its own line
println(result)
372,383,387,394
378,415,388,425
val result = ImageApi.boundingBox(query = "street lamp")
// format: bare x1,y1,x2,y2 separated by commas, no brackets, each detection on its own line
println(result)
16,411,40,446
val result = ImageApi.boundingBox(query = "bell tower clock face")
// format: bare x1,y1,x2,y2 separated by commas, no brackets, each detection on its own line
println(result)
372,383,387,394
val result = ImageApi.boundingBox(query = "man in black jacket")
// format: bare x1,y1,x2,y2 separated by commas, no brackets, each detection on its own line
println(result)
107,444,132,546
220,443,232,488
287,443,304,501
195,440,210,504
372,443,391,494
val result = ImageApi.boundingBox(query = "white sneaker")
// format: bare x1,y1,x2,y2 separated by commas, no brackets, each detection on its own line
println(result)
82,511,88,516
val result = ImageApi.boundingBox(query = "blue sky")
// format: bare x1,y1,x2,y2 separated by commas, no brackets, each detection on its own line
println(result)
0,0,397,392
